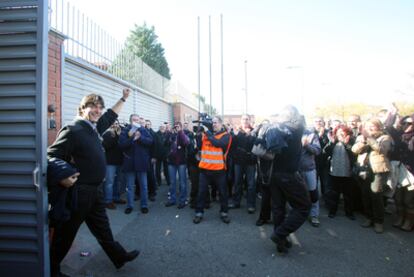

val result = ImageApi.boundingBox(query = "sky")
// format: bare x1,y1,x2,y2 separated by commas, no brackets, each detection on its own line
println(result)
64,0,414,116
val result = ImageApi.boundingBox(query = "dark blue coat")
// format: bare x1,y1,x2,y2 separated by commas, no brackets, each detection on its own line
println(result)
119,124,153,172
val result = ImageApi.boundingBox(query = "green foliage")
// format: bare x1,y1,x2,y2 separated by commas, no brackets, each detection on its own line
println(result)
126,23,171,79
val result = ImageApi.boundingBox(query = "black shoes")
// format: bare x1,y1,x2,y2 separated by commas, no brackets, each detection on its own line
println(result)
220,213,231,224
256,219,267,226
165,202,175,207
270,233,291,254
228,203,240,209
328,212,336,218
346,214,356,221
141,207,149,214
115,250,140,269
193,215,202,224
177,203,186,209
124,207,133,214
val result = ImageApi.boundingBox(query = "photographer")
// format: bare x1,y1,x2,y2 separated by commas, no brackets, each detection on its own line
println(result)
193,116,232,224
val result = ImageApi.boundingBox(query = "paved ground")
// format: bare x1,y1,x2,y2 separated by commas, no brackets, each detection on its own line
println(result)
61,185,414,277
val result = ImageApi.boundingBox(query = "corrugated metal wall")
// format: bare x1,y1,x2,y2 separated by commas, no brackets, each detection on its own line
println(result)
0,1,50,276
62,57,172,129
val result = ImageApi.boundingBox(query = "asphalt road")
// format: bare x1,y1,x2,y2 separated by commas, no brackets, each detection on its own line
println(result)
61,185,414,277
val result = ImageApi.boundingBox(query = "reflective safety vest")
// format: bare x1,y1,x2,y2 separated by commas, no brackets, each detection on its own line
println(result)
199,131,232,171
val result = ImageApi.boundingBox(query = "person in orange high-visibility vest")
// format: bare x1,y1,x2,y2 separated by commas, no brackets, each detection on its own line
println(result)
193,116,233,224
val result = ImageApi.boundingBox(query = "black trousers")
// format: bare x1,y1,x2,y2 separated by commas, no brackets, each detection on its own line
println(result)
50,185,126,276
196,170,228,214
269,172,311,239
329,176,354,215
155,158,170,186
148,162,157,196
258,184,272,221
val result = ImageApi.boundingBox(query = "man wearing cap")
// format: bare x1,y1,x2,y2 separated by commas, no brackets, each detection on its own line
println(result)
47,88,139,277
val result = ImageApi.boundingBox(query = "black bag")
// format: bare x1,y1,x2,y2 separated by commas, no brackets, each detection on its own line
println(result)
352,162,373,182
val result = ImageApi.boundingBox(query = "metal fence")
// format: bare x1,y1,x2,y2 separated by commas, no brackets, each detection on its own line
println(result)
48,0,171,98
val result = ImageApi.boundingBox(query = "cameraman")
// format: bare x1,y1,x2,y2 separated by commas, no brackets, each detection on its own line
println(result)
193,116,232,224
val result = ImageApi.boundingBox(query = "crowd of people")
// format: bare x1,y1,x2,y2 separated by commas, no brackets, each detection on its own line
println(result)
47,90,414,276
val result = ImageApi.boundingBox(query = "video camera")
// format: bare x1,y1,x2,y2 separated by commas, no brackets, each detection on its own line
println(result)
192,112,213,132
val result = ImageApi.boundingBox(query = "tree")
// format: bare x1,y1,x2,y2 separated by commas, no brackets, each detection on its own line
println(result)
126,23,171,79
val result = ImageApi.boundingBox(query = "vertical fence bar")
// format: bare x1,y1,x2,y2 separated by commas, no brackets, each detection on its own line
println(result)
66,1,70,53
81,13,84,59
55,0,58,30
77,9,80,57
86,17,89,62
60,0,64,32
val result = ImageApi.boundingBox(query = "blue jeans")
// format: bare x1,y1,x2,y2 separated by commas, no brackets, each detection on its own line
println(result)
104,165,122,204
168,164,188,205
233,164,256,208
125,171,148,209
301,169,320,217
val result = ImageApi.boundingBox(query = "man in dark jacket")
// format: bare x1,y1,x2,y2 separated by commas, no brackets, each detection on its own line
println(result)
229,114,258,213
119,114,153,214
102,120,126,209
267,106,311,254
154,124,170,187
145,119,158,201
47,89,139,277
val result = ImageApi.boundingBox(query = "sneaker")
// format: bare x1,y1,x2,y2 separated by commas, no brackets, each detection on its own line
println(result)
247,207,256,214
124,207,133,214
220,213,231,224
141,207,149,214
149,195,156,202
310,216,320,227
374,223,384,234
360,219,373,228
115,250,140,269
165,202,176,207
105,202,116,210
270,233,289,254
328,212,336,218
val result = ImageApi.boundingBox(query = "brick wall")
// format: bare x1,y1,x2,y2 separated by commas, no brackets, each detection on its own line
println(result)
172,102,199,128
47,30,65,146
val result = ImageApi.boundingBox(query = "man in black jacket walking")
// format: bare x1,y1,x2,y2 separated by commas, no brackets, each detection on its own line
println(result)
47,89,139,277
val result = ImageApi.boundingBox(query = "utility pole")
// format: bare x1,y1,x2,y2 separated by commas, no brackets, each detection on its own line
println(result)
197,16,201,114
208,15,212,115
220,14,224,119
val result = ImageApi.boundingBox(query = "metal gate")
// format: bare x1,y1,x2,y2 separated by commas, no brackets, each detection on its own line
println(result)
0,1,49,276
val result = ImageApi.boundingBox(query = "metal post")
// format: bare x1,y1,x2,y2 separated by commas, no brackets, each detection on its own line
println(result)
220,14,224,119
197,16,201,114
209,15,212,115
